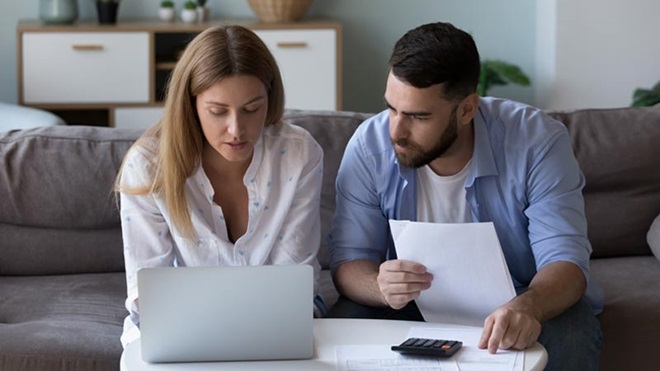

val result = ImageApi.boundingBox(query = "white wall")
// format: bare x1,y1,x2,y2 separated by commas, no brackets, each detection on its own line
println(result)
536,0,660,110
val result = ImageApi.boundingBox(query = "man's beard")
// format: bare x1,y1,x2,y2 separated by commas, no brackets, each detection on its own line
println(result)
391,108,459,168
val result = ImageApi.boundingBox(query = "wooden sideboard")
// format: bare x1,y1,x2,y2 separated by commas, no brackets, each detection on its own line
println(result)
16,19,341,128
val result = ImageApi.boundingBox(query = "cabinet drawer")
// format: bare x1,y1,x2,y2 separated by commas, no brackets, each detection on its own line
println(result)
255,29,337,110
114,107,164,129
22,32,150,104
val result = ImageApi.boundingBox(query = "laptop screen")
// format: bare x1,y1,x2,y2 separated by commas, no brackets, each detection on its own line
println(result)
137,265,314,363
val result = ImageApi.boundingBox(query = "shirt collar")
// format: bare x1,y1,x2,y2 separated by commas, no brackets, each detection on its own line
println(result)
466,100,498,187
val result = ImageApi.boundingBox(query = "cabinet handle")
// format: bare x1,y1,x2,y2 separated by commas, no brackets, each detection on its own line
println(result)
71,44,105,51
276,42,308,49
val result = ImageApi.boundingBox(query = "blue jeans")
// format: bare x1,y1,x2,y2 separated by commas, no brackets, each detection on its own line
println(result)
326,296,602,371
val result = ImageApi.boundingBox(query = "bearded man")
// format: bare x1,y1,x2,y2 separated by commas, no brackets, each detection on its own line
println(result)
326,22,603,371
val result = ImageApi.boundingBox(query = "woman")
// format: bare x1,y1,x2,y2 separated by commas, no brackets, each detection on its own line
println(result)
116,25,324,347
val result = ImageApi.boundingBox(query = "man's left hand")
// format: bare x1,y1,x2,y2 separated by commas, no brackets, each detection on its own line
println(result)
478,302,542,353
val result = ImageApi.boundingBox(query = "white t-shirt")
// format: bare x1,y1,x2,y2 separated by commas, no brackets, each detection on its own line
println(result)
416,160,473,223
118,122,323,347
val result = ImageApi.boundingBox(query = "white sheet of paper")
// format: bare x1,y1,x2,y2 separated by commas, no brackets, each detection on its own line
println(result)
336,344,460,371
389,220,516,326
408,326,523,371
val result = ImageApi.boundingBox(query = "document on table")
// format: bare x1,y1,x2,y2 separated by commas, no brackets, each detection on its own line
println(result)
334,325,522,371
408,326,523,371
389,220,516,326
336,344,459,371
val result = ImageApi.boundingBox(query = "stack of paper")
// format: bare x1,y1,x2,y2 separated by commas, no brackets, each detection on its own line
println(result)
389,220,516,326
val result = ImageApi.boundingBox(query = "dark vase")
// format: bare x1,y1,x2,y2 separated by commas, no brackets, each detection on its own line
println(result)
96,1,119,24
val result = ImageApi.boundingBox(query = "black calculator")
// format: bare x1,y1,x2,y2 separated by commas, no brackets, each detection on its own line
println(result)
391,337,463,357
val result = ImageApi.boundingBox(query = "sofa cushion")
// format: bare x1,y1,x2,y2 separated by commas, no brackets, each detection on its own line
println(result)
648,213,660,262
591,256,660,371
0,103,65,132
548,105,660,258
0,126,142,275
283,110,372,269
0,272,127,371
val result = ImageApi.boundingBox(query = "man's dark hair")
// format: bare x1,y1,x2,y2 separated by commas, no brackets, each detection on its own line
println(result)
389,22,481,101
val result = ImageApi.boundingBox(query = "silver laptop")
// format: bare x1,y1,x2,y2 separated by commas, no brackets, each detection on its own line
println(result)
137,265,314,363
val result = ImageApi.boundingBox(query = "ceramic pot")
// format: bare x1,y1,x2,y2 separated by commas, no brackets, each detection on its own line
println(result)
39,0,79,24
159,8,175,22
96,1,119,25
196,6,210,22
181,9,197,23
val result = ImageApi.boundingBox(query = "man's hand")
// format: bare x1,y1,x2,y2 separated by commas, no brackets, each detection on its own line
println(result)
477,261,586,353
377,259,433,309
478,300,542,353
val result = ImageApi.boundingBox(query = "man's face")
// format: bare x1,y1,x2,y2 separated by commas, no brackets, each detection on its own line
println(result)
385,72,460,168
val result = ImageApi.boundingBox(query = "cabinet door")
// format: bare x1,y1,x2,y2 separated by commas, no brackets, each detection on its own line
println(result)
22,32,150,104
255,29,337,111
114,107,164,130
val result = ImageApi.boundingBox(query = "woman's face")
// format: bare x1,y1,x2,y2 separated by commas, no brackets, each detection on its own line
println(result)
196,74,268,165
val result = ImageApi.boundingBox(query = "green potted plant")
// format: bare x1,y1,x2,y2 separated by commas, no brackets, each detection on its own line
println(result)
477,60,531,97
631,81,660,107
181,0,198,23
159,0,175,22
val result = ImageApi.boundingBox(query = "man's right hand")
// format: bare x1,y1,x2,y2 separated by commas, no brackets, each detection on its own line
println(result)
377,259,433,309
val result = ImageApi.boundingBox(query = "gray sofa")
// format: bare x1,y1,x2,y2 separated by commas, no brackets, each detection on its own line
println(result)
1,106,659,371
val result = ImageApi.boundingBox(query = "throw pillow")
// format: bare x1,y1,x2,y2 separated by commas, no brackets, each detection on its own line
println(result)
648,214,660,262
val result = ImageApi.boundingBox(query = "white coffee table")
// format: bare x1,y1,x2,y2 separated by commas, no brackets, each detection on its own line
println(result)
121,318,547,370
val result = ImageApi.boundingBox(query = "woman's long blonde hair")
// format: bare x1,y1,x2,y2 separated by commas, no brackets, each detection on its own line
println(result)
115,25,285,239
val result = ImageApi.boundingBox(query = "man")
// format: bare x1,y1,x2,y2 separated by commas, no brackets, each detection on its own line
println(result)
327,22,603,370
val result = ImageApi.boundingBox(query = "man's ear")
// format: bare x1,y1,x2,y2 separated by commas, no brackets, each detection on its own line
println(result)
458,93,479,126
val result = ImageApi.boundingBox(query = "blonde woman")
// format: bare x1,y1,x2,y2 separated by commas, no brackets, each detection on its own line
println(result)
116,25,324,347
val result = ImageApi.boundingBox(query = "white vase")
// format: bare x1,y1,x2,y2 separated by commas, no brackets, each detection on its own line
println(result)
196,5,210,22
181,9,197,23
158,8,175,22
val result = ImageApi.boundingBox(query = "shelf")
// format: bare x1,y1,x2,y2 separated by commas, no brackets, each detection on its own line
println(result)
155,62,177,70
18,19,342,128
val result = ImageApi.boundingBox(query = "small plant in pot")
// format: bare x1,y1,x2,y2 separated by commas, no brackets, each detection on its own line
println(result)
196,0,210,22
159,0,175,22
181,0,198,23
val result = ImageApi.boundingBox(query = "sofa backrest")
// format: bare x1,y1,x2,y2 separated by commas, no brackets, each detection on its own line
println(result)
548,105,660,258
0,126,141,275
2,106,657,275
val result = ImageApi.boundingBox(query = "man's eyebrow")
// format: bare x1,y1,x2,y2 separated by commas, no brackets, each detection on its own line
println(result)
383,97,432,117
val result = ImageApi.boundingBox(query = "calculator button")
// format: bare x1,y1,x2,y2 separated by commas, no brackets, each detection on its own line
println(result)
402,338,418,346
413,338,427,346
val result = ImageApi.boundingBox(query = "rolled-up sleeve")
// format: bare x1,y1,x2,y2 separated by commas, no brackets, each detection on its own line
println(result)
524,128,592,281
328,127,391,275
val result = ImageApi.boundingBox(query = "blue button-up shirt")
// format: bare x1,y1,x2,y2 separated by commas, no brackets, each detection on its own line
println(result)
328,97,602,313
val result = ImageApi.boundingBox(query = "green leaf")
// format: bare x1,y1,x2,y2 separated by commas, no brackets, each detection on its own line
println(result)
631,88,660,107
478,59,531,96
484,60,531,86
652,81,660,94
